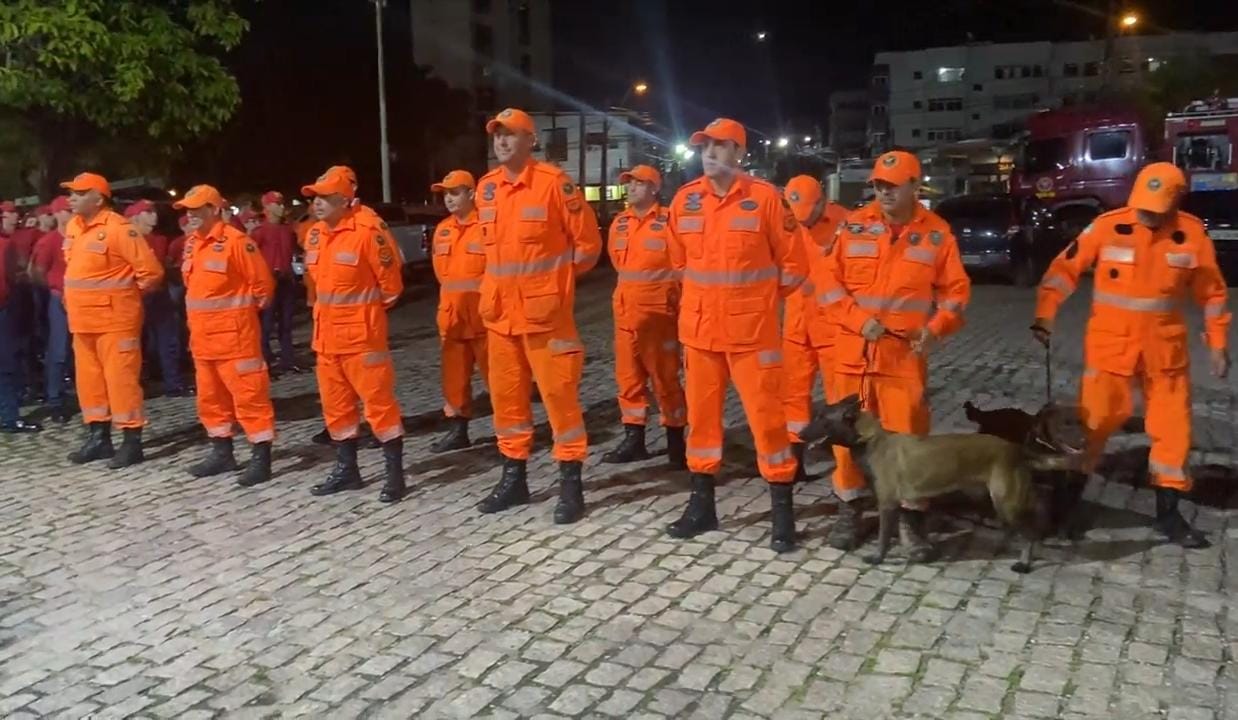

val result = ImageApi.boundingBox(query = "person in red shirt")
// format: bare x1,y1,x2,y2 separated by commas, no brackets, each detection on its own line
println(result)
0,220,42,433
126,199,189,397
250,191,299,374
3,202,41,400
30,197,75,422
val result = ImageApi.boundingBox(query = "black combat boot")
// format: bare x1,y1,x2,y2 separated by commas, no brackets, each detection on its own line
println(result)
311,439,363,495
666,426,687,470
189,437,237,478
826,498,866,550
553,461,585,524
769,483,797,553
791,442,811,484
601,424,650,464
430,417,471,453
310,425,331,445
68,422,114,464
1153,487,1208,548
378,437,406,503
666,473,719,538
237,442,272,487
900,509,939,562
107,428,145,469
478,457,530,513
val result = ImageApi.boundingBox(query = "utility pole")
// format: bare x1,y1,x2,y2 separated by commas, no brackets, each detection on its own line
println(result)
373,0,392,202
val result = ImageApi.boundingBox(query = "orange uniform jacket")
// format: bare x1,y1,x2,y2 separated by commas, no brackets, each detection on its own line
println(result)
668,173,809,351
63,209,164,334
432,211,487,339
609,202,679,328
1037,207,1230,373
305,208,404,354
786,205,847,349
183,221,276,360
475,160,602,336
819,202,971,376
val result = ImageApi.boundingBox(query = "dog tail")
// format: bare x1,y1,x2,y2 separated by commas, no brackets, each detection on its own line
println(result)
1024,451,1083,472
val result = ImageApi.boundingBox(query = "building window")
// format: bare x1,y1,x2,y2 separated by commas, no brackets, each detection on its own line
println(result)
972,83,983,92
994,92,1041,110
872,74,888,88
1032,64,1044,77
928,97,963,112
519,54,532,76
1088,130,1130,160
1063,63,1079,77
926,128,962,142
543,128,568,162
1084,61,1100,77
937,67,965,83
913,70,923,80
471,22,494,58
517,2,531,45
871,104,887,117
912,129,922,138
992,121,1025,139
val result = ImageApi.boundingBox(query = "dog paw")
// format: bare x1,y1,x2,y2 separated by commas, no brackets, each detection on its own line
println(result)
1010,561,1033,574
862,554,883,565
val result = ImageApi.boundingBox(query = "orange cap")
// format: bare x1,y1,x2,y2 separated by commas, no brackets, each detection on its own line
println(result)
1128,162,1187,213
173,184,225,210
869,151,922,186
784,175,824,224
59,172,112,198
486,108,535,135
302,167,357,199
618,165,662,190
431,170,477,193
689,118,747,149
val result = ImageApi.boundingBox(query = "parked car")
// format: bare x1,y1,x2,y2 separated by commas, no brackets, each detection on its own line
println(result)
371,202,445,281
933,194,1071,286
1183,189,1238,285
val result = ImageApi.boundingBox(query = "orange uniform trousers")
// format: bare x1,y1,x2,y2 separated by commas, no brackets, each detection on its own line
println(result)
74,332,145,429
195,357,275,443
830,371,931,500
316,351,404,443
615,314,686,427
783,338,835,443
683,345,797,483
441,335,489,418
1081,368,1192,491
489,330,586,462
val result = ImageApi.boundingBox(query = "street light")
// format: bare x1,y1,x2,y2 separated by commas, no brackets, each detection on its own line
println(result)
755,31,767,42
680,148,694,160
777,137,789,148
803,135,812,143
674,143,687,155
1120,12,1138,28
372,0,391,202
633,81,649,96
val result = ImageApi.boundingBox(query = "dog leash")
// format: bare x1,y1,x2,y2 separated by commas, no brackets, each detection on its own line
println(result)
1044,337,1053,405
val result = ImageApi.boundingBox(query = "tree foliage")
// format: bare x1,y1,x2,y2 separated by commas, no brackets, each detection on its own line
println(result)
0,0,248,194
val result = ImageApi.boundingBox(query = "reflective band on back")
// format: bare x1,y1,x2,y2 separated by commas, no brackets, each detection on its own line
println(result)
186,295,259,311
487,250,571,278
316,288,382,305
617,269,676,283
846,241,878,258
683,266,777,286
64,277,135,290
1093,290,1176,313
1100,245,1135,264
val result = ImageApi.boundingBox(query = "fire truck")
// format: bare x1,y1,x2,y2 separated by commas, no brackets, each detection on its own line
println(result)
1168,97,1238,282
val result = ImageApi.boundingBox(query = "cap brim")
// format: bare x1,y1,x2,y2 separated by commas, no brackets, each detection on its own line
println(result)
301,183,325,197
688,131,713,147
172,198,211,210
486,119,532,135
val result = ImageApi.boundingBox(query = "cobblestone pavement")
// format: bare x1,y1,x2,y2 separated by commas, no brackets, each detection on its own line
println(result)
2,270,1237,720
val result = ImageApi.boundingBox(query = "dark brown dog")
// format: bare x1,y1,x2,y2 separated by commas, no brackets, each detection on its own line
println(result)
816,395,1082,573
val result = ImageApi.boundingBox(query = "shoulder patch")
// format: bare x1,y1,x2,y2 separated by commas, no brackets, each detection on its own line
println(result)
929,230,942,246
739,199,759,211
1115,224,1133,235
439,228,452,237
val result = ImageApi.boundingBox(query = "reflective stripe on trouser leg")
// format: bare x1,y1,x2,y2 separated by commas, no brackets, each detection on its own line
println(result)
1142,371,1193,492
730,347,796,484
195,358,235,438
488,330,534,460
441,336,477,418
1078,368,1134,476
782,336,817,444
527,331,587,462
683,345,727,476
316,353,362,441
73,333,111,424
614,325,650,425
338,351,404,443
219,357,276,443
99,331,145,429
636,314,686,428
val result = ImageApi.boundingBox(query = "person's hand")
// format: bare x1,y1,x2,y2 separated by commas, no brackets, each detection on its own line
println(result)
1210,347,1230,379
860,317,885,342
1030,318,1054,347
910,327,936,356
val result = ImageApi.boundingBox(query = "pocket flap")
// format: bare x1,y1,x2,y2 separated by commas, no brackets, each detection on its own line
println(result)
904,247,936,265
520,206,548,221
335,251,360,266
1101,245,1135,264
677,217,704,233
728,217,760,232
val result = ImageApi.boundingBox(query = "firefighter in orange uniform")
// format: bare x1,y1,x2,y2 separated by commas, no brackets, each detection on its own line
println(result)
175,185,277,486
602,164,688,468
664,118,809,552
473,108,603,524
817,151,971,558
61,173,165,467
1033,162,1229,547
781,175,847,482
302,167,407,502
428,170,490,452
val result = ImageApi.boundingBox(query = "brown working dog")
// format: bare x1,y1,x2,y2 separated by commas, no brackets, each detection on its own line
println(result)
815,395,1082,573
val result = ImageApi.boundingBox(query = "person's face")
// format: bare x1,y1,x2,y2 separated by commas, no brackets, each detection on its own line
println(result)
135,210,158,233
1,212,16,234
54,210,71,227
244,217,261,232
312,194,348,223
872,180,918,216
443,187,474,214
37,214,55,232
68,190,103,217
186,205,218,232
493,128,534,164
701,139,743,180
626,179,655,207
22,216,36,229
264,202,286,221
221,206,235,221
